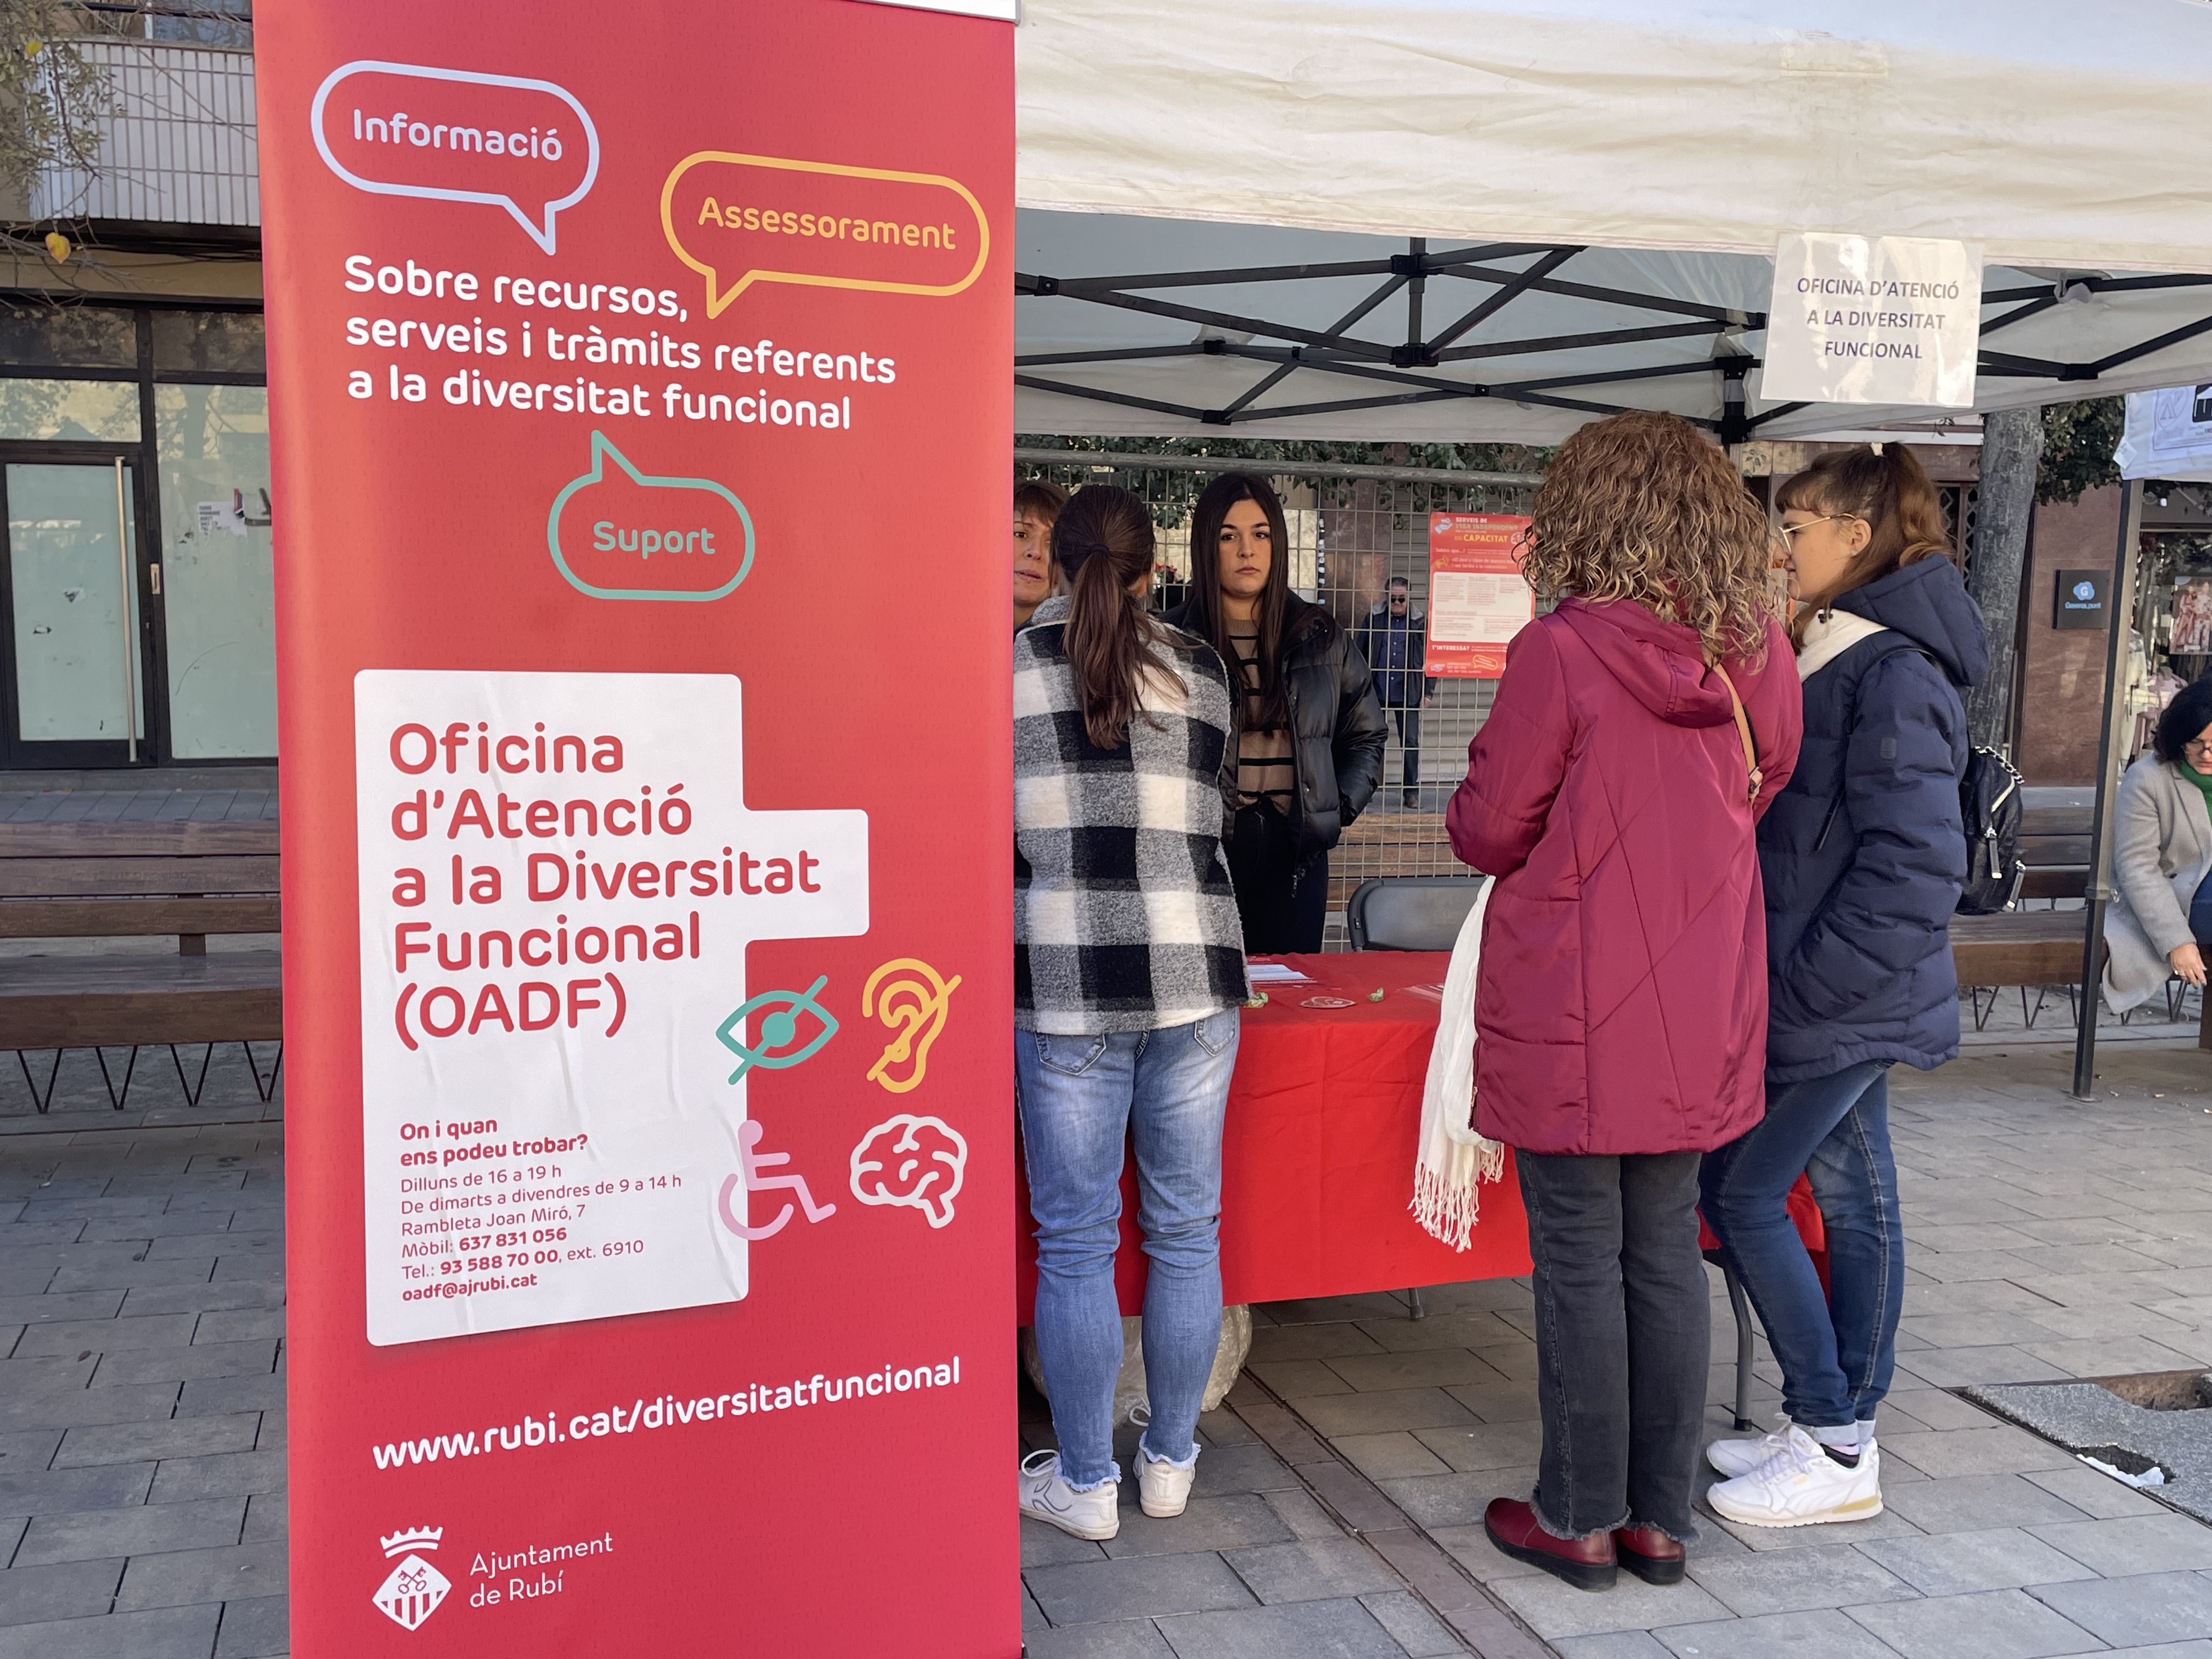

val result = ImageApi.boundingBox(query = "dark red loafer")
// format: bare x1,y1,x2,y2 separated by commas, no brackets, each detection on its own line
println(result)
1483,1498,1617,1592
1612,1524,1686,1585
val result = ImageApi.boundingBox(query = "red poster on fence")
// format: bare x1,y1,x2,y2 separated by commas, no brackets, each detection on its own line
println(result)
1427,512,1534,678
258,1,1016,1651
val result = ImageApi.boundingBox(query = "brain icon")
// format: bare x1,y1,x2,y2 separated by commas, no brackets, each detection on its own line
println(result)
849,1113,968,1229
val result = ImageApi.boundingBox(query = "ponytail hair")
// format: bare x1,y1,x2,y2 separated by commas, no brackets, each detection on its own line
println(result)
1775,443,1952,619
1054,485,1168,750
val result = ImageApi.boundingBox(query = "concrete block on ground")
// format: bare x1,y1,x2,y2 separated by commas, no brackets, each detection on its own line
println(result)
0,1557,125,1624
54,1414,260,1469
0,1602,221,1659
1026,1552,1259,1625
1844,1585,2102,1659
14,1497,245,1566
1219,1538,1399,1605
212,1592,289,1659
1153,1596,1408,1658
114,1538,285,1610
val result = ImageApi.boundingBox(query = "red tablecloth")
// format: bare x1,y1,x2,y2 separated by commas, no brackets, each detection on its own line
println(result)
1016,952,1824,1318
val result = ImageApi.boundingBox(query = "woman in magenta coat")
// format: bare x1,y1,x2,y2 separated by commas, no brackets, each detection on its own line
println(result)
1448,411,1802,1594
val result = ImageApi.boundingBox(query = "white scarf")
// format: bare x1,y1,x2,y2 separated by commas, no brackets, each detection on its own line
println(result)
1794,608,1889,680
1410,880,1507,1250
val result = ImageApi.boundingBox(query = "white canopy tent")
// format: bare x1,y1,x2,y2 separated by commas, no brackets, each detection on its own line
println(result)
1012,1,2212,443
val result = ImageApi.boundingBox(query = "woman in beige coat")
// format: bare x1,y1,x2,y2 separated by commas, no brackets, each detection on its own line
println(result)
2103,677,2212,1011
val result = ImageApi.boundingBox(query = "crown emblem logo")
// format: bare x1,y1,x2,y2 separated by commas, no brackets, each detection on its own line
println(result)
373,1525,452,1631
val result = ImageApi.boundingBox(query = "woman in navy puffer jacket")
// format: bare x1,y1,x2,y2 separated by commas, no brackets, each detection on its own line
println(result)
1700,445,1987,1532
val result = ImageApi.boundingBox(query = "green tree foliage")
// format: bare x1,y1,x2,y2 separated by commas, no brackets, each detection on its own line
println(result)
0,3,108,210
2036,397,2125,505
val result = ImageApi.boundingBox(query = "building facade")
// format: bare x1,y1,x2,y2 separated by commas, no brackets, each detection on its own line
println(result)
0,19,266,772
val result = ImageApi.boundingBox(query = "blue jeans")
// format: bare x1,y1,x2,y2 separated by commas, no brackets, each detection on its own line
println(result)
1016,1011,1239,1489
1701,1062,1903,1436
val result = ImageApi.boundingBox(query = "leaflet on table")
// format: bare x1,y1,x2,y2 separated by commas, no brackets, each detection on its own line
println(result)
354,670,868,1345
1246,962,1316,984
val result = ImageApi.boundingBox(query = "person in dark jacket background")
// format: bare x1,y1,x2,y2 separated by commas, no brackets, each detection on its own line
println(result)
1356,578,1434,809
1166,473,1386,952
1702,444,1987,1531
1451,411,1801,1594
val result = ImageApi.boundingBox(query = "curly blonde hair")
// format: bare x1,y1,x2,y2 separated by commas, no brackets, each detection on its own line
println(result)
1521,411,1779,663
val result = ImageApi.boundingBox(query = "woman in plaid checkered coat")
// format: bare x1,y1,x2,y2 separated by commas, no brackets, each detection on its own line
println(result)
1013,486,1251,1544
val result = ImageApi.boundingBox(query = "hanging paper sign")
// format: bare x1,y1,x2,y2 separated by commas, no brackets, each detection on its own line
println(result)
1427,513,1534,679
1760,233,1983,409
259,0,1016,1651
2117,384,2212,482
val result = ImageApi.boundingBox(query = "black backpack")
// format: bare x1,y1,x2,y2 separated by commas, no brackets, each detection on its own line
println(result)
1860,639,2025,915
1954,745,2026,915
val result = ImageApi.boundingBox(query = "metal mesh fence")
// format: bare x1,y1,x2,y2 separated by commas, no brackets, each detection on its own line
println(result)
1014,448,1540,947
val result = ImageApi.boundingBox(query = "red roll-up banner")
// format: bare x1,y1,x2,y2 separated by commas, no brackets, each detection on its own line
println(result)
258,2,1016,1650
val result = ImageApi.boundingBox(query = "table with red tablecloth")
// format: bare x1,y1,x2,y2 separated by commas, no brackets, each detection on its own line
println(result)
1016,952,1824,1319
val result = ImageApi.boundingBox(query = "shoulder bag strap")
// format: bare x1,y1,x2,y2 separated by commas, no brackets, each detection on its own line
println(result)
1709,661,1763,808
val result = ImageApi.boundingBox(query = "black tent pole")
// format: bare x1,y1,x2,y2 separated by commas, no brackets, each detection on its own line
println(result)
2072,478,2145,1099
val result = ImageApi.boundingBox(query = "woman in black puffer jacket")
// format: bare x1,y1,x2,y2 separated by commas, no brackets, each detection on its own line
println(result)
1166,473,1386,953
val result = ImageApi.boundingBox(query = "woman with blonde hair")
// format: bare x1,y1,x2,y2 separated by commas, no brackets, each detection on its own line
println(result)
1449,411,1801,1592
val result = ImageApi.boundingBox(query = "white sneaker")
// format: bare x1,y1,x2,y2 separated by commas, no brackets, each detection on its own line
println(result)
1707,1421,1795,1479
1138,1448,1198,1518
1709,1421,1878,1479
1018,1449,1120,1540
1706,1425,1882,1528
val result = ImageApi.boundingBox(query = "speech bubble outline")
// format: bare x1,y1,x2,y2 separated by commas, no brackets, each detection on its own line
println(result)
309,60,600,255
545,431,757,603
659,151,990,320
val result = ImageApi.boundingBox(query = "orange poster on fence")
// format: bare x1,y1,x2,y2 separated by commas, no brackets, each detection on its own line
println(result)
1427,512,1534,678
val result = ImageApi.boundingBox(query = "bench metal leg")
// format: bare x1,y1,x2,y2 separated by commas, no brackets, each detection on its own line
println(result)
242,1042,283,1103
14,1050,61,1114
1406,1286,1425,1321
1724,1263,1757,1432
168,1045,215,1107
92,1047,138,1111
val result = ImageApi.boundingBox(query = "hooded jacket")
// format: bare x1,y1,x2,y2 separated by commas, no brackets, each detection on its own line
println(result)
1759,555,1987,1082
1448,599,1803,1156
1163,595,1387,864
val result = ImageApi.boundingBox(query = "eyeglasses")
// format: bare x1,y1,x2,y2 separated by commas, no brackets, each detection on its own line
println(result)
2185,738,2212,760
1778,514,1859,541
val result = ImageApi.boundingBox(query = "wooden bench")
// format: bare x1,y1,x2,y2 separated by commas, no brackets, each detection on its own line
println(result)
1950,804,2211,1048
0,821,281,1110
2017,804,2090,902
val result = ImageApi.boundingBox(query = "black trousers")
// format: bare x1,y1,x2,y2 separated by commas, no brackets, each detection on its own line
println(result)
1227,804,1327,954
1515,1149,1708,1540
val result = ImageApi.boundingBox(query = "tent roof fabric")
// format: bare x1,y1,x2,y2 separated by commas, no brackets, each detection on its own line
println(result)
1012,2,2212,441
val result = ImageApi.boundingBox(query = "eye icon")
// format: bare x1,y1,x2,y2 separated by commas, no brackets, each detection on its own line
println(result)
715,975,838,1083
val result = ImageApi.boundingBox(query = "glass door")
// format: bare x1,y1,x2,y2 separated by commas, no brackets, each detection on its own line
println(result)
0,459,149,767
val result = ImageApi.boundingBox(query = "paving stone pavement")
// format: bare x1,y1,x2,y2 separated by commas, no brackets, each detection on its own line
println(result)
5,1036,2212,1656
1022,1041,2212,1659
0,1107,285,1658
